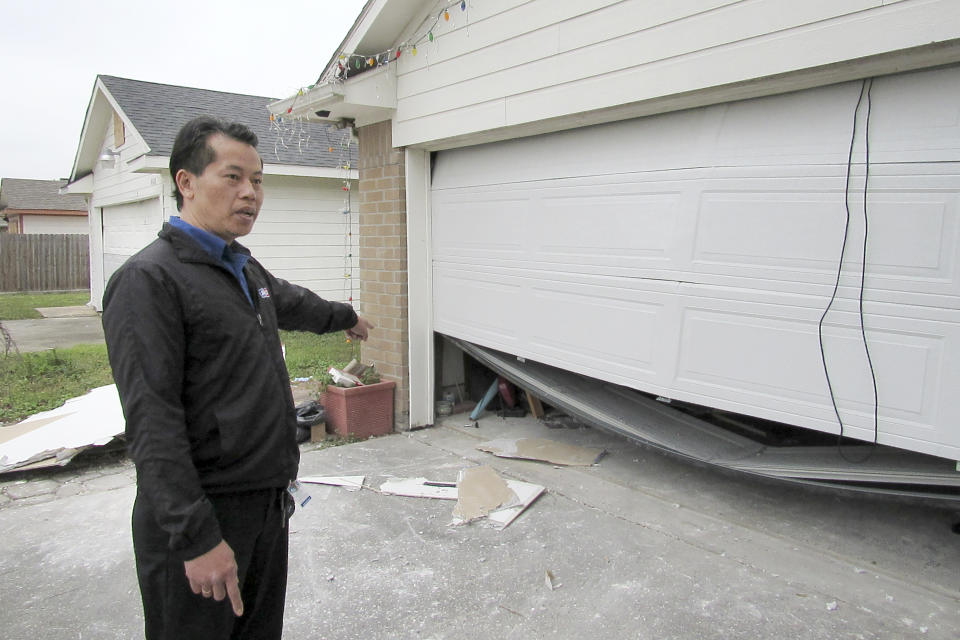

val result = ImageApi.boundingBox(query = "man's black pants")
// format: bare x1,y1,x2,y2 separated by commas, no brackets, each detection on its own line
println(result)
132,488,290,640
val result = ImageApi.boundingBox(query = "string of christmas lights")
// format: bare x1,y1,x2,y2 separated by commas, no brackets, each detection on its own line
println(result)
337,136,356,310
268,110,311,161
327,0,470,84
268,1,471,345
272,0,473,118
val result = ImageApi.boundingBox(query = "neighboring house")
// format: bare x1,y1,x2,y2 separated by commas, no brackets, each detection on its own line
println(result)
64,75,359,310
270,0,960,464
0,178,88,234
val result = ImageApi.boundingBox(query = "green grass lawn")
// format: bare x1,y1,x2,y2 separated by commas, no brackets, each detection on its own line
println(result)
0,326,356,424
1,344,114,424
281,330,357,379
1,290,357,424
0,291,91,320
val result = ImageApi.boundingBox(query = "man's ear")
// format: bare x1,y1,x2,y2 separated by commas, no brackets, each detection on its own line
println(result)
175,169,195,202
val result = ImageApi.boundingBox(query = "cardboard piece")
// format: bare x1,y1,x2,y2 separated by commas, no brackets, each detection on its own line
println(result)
477,437,605,466
379,477,458,499
309,423,327,443
0,385,125,474
299,475,365,491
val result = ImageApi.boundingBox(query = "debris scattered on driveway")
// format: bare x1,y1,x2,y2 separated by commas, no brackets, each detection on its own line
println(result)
0,384,124,474
451,465,545,529
299,475,365,491
485,476,544,529
380,477,458,499
376,466,545,529
544,569,561,590
477,437,605,466
452,465,516,522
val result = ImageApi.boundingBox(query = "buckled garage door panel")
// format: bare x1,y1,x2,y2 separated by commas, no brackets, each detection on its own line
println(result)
430,65,960,460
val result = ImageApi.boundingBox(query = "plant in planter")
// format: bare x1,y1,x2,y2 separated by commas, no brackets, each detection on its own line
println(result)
319,365,395,438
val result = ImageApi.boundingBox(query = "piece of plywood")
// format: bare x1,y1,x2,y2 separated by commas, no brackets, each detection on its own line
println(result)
525,390,545,419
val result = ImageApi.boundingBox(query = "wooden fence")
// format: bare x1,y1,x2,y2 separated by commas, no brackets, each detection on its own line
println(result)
0,234,90,292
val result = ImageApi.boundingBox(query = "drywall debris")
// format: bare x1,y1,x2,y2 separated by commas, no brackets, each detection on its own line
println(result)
477,437,605,466
544,569,561,591
299,475,365,491
488,479,543,528
452,465,516,522
375,467,544,529
451,465,544,529
380,477,458,499
0,385,124,474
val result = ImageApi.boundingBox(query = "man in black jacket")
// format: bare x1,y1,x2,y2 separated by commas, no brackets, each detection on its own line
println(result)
102,116,373,640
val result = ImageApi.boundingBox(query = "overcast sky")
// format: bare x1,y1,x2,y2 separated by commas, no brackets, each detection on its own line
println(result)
0,0,369,181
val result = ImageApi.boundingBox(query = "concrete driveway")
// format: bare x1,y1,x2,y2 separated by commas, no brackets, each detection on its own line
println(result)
0,412,957,640
2,306,104,353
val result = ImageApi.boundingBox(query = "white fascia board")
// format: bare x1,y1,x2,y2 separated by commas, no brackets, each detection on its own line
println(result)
91,184,163,209
269,64,397,127
128,155,169,174
71,78,149,181
127,154,357,180
61,174,94,195
262,164,359,180
69,79,111,181
268,84,345,118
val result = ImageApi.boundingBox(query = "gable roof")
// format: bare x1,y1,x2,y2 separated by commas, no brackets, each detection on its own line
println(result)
69,76,358,182
0,178,87,212
99,75,355,166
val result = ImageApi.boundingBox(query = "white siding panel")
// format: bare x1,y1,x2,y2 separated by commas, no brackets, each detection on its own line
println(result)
394,0,960,148
430,66,960,459
243,175,360,305
400,0,879,121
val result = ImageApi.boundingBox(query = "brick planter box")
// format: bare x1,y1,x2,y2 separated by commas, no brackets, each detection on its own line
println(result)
321,380,396,438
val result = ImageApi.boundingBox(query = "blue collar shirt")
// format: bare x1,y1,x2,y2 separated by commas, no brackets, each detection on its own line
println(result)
168,216,253,307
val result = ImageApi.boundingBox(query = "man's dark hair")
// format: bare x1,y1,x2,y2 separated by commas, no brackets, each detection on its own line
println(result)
169,116,259,211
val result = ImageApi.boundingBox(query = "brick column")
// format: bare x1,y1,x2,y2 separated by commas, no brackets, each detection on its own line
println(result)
357,120,409,429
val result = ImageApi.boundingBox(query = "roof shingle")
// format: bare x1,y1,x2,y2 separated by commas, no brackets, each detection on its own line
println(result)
99,76,357,169
0,178,87,212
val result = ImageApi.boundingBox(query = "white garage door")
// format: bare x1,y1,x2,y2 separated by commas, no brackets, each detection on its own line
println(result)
430,65,960,461
102,198,162,289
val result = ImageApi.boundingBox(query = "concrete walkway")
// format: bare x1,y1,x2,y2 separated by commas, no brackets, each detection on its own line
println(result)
2,311,104,353
0,413,958,639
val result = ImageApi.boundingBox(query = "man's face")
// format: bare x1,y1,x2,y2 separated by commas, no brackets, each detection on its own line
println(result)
176,133,264,243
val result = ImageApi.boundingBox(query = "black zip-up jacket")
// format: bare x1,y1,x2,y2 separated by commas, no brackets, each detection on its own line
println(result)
102,223,358,560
